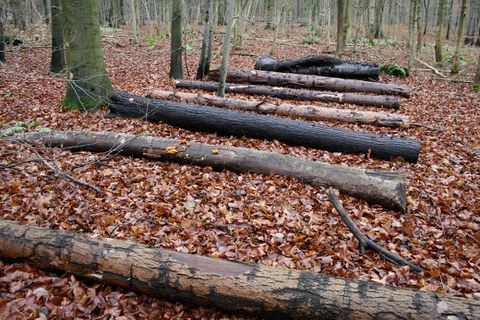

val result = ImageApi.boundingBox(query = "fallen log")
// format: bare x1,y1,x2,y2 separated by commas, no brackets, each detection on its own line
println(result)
149,89,409,128
175,80,402,109
109,92,421,163
255,56,380,81
17,131,407,210
209,68,411,97
1,220,478,320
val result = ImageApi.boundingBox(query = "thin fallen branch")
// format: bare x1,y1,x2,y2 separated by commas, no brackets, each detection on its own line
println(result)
414,58,447,78
326,188,424,273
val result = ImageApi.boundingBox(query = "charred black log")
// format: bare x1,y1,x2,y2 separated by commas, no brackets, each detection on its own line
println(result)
255,56,380,81
108,92,421,163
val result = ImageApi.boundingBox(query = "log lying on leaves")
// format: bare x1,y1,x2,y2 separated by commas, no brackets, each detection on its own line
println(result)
18,131,407,211
149,89,409,128
255,56,380,81
209,68,411,97
1,220,479,320
175,80,402,109
109,92,420,163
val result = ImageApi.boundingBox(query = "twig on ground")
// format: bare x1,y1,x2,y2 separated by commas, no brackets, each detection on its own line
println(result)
411,122,444,132
326,188,424,273
414,58,447,78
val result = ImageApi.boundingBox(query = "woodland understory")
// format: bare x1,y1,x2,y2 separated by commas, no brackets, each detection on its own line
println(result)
0,25,479,319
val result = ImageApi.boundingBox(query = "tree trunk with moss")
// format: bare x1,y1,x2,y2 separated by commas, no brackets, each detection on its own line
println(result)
60,0,114,111
50,0,65,73
216,0,235,97
196,0,214,80
335,0,345,57
451,0,468,74
169,0,183,79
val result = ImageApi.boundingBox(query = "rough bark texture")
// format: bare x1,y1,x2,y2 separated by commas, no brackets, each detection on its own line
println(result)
109,92,420,163
169,0,183,79
175,80,402,109
209,68,410,97
60,0,113,110
149,89,410,128
17,131,407,211
254,56,380,81
1,220,478,320
50,0,65,73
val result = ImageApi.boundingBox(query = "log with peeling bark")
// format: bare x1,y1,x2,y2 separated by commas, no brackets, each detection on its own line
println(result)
175,80,402,109
17,131,407,210
149,89,410,128
255,56,380,81
209,68,411,97
1,220,479,320
108,92,420,163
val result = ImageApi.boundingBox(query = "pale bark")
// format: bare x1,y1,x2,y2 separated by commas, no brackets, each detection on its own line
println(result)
216,0,235,97
1,220,478,320
451,0,468,74
148,89,410,128
17,131,409,210
209,68,411,97
175,80,402,109
435,0,447,63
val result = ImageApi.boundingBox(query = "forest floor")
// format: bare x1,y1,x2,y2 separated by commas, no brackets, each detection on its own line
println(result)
0,25,479,319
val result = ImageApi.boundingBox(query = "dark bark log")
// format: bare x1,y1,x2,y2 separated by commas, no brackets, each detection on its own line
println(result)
17,131,407,211
209,68,411,97
175,80,402,109
255,56,380,81
1,220,479,320
109,92,420,163
149,89,410,128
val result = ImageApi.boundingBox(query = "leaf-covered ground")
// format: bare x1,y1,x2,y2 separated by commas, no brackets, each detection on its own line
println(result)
1,26,479,318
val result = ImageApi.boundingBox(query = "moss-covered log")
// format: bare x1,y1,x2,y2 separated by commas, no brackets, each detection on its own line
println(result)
0,220,478,320
149,89,410,128
18,131,407,211
209,68,410,97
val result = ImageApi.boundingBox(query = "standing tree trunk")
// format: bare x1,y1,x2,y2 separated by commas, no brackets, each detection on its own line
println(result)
130,0,139,43
415,0,423,54
0,5,5,63
373,0,385,38
474,51,480,92
50,0,64,73
169,0,183,79
435,0,447,62
60,0,114,111
216,0,235,97
196,0,214,80
451,0,468,74
408,0,417,68
335,0,346,57
367,0,375,43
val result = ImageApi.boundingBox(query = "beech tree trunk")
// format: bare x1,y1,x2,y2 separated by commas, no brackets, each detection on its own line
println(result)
1,220,478,320
109,92,421,163
50,0,65,73
254,56,380,81
175,80,402,109
149,89,410,128
17,130,407,210
209,68,410,97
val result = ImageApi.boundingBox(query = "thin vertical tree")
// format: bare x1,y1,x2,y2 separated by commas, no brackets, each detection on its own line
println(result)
336,0,346,56
0,5,5,63
474,51,480,92
50,0,65,73
196,0,214,80
435,0,447,63
408,0,417,68
415,0,423,54
216,0,235,97
169,0,183,79
451,0,468,74
130,0,139,43
60,0,114,110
